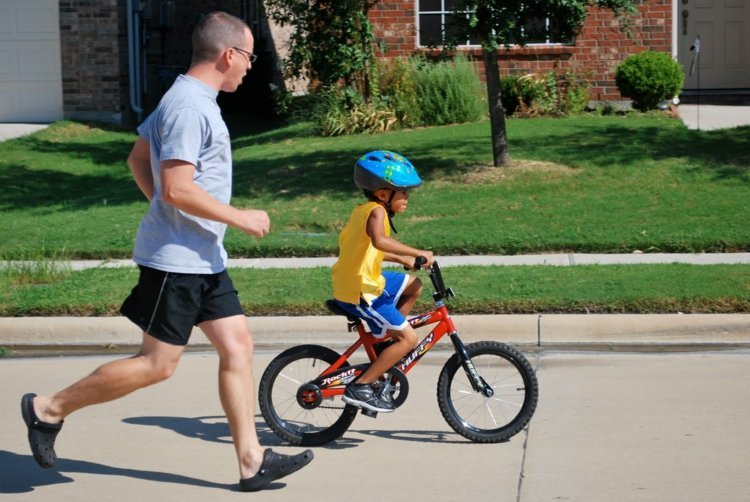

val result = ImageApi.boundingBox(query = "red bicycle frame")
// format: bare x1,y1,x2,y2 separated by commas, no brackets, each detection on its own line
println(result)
314,303,456,400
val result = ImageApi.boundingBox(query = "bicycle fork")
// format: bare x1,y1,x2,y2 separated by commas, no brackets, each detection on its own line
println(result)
449,332,494,397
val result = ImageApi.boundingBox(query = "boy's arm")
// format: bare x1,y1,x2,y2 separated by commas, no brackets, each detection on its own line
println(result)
367,206,435,269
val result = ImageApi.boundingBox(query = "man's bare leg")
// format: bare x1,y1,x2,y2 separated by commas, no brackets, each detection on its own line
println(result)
32,333,184,424
199,315,264,480
200,315,313,490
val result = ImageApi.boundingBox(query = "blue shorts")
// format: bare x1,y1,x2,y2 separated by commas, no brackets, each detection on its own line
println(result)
334,271,409,338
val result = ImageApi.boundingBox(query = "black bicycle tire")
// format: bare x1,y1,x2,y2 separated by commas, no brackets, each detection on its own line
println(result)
258,344,358,446
436,341,538,443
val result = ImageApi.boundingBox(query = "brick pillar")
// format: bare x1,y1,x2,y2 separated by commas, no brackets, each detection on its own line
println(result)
59,0,128,123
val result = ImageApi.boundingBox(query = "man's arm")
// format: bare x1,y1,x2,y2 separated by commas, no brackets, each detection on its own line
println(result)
127,137,154,201
160,159,270,238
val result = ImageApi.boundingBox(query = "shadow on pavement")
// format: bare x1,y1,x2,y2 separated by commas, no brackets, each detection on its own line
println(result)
0,450,236,494
121,414,480,453
353,428,476,444
122,414,366,449
123,415,234,445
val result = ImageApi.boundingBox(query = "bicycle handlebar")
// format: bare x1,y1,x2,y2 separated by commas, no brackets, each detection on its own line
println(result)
412,257,454,303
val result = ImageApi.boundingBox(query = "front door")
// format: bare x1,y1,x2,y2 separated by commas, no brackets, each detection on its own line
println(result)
678,0,750,89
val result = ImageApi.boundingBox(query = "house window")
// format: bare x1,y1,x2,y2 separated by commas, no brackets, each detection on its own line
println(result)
417,1,570,47
418,0,477,47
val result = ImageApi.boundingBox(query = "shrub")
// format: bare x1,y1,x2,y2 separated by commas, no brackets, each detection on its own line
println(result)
615,51,684,111
501,74,531,116
558,72,591,115
501,71,590,117
377,57,421,128
411,56,485,126
319,103,397,136
312,87,397,136
301,55,485,135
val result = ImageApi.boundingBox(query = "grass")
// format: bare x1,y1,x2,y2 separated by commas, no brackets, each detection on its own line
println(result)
1,264,748,316
1,252,71,285
0,116,748,260
0,115,748,315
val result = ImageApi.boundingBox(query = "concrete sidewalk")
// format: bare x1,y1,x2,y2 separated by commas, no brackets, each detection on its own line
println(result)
678,104,750,131
0,123,48,141
5,251,750,271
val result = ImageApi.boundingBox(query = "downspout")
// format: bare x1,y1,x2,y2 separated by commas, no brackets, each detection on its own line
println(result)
127,0,143,121
672,0,679,59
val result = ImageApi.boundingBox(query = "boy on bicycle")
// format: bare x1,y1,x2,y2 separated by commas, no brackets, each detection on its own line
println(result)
332,150,435,413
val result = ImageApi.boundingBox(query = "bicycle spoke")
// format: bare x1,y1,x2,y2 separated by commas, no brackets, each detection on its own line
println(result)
278,371,303,385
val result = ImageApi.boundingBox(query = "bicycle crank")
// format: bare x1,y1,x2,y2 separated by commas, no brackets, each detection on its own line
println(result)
374,367,409,409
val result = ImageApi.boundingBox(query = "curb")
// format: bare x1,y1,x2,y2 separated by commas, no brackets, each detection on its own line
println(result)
2,314,749,354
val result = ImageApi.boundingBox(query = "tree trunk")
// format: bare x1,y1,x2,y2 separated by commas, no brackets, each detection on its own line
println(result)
482,47,510,167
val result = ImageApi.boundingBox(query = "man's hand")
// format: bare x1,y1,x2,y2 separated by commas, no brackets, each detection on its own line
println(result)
236,209,270,238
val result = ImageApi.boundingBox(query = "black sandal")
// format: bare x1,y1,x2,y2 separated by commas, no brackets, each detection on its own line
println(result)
239,448,314,492
21,393,63,469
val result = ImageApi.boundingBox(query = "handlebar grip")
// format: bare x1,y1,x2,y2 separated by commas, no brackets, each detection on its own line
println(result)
405,256,428,270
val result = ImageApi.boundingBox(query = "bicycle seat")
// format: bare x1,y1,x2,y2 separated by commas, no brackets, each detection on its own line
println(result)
325,299,361,325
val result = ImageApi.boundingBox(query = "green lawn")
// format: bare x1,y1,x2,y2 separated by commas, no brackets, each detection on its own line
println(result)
0,115,748,259
2,264,749,316
1,115,749,316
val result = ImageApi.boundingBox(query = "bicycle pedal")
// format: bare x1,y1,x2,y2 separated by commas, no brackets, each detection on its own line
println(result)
361,409,378,418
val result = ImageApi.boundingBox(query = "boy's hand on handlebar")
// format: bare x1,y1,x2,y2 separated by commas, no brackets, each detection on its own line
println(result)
413,251,435,270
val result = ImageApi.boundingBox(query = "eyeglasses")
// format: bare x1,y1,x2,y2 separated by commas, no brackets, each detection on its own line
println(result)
232,46,257,64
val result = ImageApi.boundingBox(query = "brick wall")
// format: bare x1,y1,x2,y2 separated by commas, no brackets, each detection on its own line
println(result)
370,1,673,101
59,0,129,122
369,1,418,57
54,1,673,124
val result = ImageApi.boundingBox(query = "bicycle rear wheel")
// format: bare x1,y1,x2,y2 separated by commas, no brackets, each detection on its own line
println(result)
258,344,358,446
437,341,538,443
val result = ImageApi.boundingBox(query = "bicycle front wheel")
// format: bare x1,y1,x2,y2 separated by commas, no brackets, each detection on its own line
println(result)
258,344,358,446
437,341,538,443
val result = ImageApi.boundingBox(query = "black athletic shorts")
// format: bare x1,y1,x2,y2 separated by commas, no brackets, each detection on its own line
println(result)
120,265,244,346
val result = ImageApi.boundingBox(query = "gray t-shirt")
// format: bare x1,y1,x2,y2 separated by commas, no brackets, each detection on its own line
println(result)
133,75,232,274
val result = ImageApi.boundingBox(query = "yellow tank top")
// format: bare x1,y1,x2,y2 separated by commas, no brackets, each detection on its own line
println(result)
332,201,390,304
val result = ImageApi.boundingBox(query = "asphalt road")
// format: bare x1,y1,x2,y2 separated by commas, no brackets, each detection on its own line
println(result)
2,348,749,501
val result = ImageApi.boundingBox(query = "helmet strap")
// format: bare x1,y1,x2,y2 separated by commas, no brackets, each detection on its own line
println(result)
386,189,398,234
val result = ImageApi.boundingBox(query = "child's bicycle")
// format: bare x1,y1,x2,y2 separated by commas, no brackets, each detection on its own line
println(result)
258,259,539,445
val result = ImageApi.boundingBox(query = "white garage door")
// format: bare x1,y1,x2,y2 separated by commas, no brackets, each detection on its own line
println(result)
0,0,62,122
